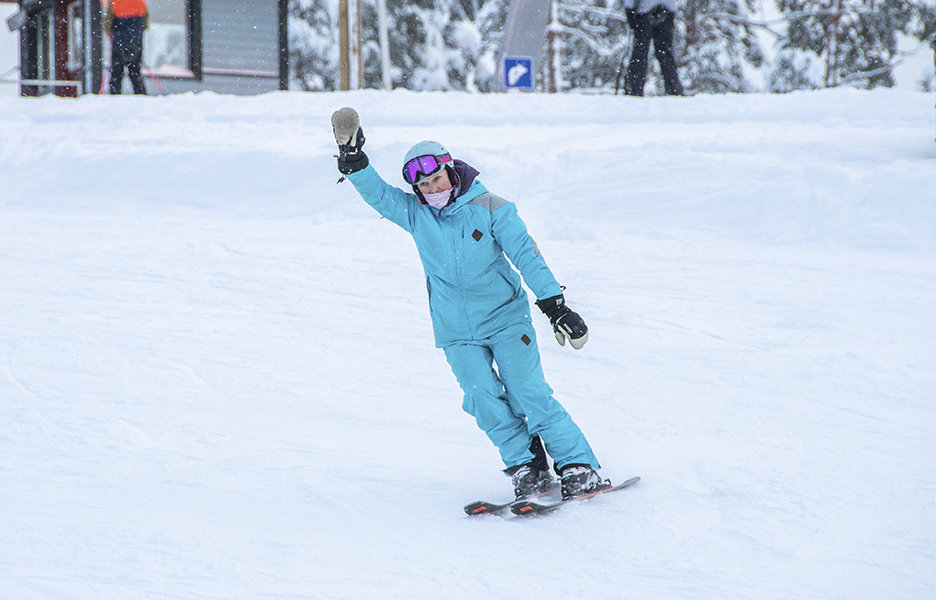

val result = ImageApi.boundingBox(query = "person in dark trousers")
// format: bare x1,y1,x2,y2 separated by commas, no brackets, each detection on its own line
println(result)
624,0,684,96
330,107,609,502
104,0,149,95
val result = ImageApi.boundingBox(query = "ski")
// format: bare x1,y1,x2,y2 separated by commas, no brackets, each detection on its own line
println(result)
464,481,560,516
463,499,516,516
510,476,641,516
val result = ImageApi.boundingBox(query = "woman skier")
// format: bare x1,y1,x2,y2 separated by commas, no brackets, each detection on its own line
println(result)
330,107,606,501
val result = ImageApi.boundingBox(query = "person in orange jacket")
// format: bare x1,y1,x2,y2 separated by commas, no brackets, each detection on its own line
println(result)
103,0,149,95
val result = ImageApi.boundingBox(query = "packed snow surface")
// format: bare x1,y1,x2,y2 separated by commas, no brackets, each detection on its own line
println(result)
1,88,935,599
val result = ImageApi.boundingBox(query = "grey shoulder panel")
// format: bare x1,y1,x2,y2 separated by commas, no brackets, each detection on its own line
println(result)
467,192,509,214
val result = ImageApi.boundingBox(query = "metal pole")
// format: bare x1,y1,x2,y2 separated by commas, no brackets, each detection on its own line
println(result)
377,0,391,90
355,0,362,88
546,0,558,93
494,0,552,92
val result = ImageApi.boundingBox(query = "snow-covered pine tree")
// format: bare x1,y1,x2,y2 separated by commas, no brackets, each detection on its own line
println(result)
290,0,508,91
770,0,936,91
385,0,491,90
551,0,632,91
548,0,766,94
290,0,339,91
905,0,936,90
676,0,766,93
449,0,510,91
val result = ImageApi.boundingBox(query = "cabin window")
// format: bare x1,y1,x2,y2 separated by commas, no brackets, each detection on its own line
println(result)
67,1,83,72
144,0,192,77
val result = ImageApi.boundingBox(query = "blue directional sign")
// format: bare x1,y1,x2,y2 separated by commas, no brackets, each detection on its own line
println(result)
503,57,534,91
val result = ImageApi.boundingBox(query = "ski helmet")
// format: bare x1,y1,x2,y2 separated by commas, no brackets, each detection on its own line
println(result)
402,140,453,185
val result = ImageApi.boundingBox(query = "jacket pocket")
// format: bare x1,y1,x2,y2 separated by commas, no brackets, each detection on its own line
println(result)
426,277,433,313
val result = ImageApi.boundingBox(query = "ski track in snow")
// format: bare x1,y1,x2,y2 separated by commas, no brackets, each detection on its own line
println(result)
1,88,935,600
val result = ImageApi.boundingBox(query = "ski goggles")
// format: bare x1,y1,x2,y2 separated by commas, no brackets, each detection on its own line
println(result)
402,153,452,185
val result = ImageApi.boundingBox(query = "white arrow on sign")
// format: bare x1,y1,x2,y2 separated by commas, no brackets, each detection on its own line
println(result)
507,62,530,87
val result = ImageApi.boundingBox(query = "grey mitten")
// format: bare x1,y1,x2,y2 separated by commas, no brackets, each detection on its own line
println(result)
535,294,589,350
331,107,368,175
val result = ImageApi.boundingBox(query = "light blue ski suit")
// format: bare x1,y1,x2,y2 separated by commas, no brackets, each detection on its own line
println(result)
347,160,599,472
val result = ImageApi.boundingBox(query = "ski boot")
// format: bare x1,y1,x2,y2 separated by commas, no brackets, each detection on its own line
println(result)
508,464,555,500
560,465,609,500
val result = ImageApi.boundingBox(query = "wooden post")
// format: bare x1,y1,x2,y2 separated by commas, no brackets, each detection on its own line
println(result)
339,0,350,90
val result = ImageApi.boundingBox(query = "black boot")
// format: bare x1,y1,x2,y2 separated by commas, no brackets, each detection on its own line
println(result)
559,465,608,500
506,436,555,499
509,464,555,500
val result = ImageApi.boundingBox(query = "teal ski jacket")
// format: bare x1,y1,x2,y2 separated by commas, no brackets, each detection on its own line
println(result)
347,160,563,348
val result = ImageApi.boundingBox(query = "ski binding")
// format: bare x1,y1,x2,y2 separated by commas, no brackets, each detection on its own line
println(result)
510,476,641,516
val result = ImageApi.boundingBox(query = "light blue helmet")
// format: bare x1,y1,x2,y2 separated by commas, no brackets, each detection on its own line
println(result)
402,140,453,185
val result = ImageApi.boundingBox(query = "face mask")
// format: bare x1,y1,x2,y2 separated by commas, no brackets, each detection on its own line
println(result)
423,189,452,209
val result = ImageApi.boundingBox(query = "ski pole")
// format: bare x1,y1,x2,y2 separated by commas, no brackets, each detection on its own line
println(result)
100,64,110,94
142,62,167,95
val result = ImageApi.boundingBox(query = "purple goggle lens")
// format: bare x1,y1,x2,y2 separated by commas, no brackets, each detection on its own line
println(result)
403,153,452,185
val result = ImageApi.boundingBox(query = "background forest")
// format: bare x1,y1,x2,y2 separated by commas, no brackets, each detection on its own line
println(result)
289,0,936,94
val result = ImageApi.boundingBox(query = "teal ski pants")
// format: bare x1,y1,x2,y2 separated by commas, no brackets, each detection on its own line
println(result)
443,322,599,472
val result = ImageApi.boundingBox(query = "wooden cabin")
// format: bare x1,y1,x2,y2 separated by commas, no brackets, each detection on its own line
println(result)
3,0,288,96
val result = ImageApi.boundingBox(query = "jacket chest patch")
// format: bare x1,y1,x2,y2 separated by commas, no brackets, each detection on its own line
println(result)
471,229,483,242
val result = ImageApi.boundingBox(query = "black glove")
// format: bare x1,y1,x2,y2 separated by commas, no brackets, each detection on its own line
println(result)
535,294,589,350
331,107,369,176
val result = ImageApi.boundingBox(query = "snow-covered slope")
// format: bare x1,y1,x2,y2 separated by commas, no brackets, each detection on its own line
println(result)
1,88,934,600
